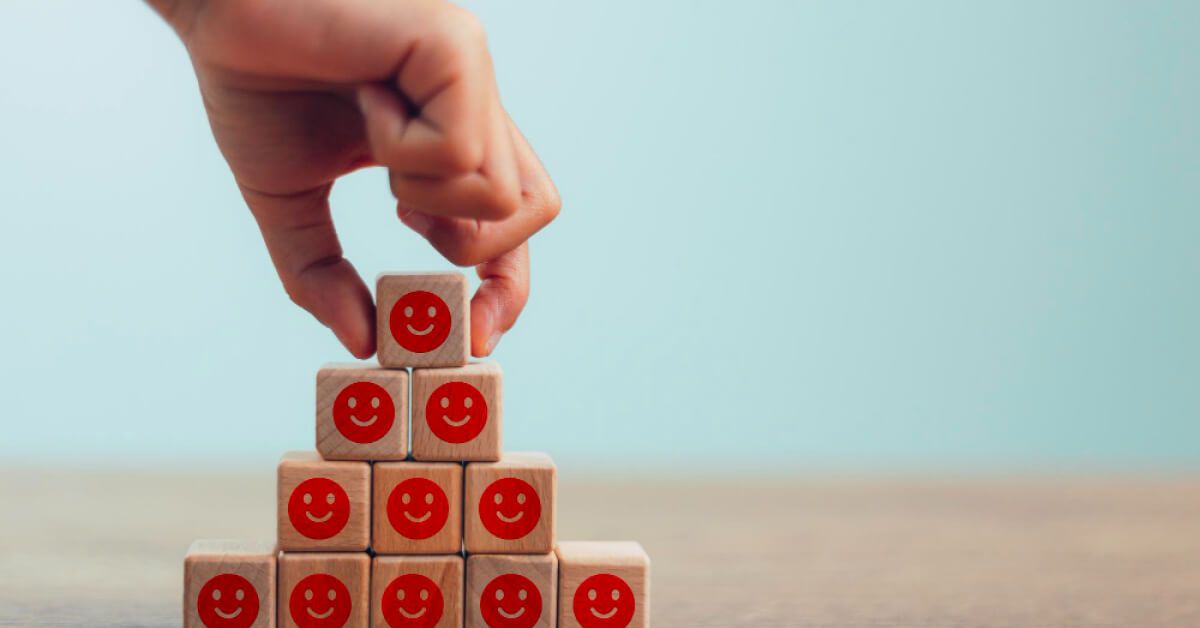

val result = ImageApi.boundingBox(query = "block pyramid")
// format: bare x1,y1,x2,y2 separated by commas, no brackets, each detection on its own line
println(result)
184,271,651,627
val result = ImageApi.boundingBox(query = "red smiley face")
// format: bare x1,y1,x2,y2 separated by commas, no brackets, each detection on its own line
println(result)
573,574,635,628
289,573,352,628
381,573,444,628
288,477,351,540
386,477,450,540
479,573,541,628
196,573,259,628
478,477,540,540
425,381,488,444
332,381,395,444
389,291,451,353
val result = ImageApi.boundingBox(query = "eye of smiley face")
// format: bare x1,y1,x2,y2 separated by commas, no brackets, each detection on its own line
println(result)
288,573,351,628
332,381,395,444
479,573,542,628
196,573,259,628
425,381,488,444
386,477,450,540
389,290,452,353
381,573,444,627
573,573,636,628
478,477,540,540
287,477,351,540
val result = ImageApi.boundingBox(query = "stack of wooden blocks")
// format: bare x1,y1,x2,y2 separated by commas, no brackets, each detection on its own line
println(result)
183,272,650,627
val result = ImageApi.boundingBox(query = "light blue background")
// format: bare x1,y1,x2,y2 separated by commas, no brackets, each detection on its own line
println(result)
1,2,1196,470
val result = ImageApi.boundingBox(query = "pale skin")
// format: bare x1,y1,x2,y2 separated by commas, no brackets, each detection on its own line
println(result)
147,0,561,358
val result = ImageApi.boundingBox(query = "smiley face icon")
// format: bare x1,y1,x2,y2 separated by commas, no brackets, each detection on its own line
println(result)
480,573,541,628
196,573,259,628
288,477,351,540
332,381,395,444
425,381,488,444
389,290,452,353
478,477,540,540
381,573,444,628
573,574,635,628
386,477,450,540
289,573,352,628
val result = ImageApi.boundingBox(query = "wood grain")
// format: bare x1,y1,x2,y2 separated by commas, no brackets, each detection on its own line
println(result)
372,555,464,628
465,452,557,554
412,362,503,462
372,461,464,555
376,272,470,368
315,364,409,461
466,553,558,628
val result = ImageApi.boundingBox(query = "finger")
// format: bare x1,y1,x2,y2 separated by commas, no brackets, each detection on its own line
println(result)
470,243,530,356
240,183,376,358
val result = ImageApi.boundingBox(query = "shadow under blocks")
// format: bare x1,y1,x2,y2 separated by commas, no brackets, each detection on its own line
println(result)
183,271,651,627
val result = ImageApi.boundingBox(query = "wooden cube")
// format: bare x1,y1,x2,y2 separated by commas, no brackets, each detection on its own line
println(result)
278,552,370,628
373,461,463,554
184,540,276,628
277,451,371,551
465,452,556,554
556,542,650,628
412,362,503,462
466,553,557,628
377,272,469,368
316,364,409,461
372,555,464,628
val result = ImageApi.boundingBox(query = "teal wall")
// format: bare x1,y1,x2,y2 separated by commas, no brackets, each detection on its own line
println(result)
0,1,1196,468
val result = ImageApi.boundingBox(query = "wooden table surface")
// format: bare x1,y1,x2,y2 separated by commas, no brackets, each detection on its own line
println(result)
1,467,1198,627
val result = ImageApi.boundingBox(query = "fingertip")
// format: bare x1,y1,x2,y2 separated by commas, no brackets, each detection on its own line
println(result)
469,297,494,357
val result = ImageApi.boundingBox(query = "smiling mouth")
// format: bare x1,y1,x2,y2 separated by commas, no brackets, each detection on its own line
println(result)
214,607,243,619
305,511,333,523
496,511,524,524
306,607,334,619
590,606,618,619
349,413,377,427
442,414,471,427
497,606,526,619
406,323,434,336
403,511,432,523
398,607,428,619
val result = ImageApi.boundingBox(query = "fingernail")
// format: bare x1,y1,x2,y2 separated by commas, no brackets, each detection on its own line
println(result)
486,332,502,354
356,85,380,114
399,210,434,237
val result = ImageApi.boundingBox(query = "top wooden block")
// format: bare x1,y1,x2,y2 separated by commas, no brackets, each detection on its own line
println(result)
377,272,470,368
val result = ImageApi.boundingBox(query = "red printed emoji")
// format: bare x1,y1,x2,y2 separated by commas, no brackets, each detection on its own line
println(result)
478,477,540,540
332,381,395,444
386,477,450,540
573,573,635,628
389,291,451,353
425,381,488,444
196,573,259,628
289,573,352,628
479,573,541,628
288,477,351,539
381,573,444,628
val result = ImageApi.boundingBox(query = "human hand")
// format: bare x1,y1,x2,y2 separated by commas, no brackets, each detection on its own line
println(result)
148,0,560,358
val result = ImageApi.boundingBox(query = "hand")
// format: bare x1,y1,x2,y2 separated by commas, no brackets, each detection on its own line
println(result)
148,0,560,358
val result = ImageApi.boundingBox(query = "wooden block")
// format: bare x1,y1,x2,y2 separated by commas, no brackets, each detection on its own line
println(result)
466,553,558,628
278,552,370,628
184,540,276,628
372,555,464,628
372,461,463,554
377,272,470,368
277,451,371,551
464,452,556,554
316,364,409,461
555,542,650,628
412,362,503,462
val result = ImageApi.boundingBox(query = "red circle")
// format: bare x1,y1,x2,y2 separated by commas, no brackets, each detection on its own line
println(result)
573,573,635,628
332,381,395,444
389,290,452,353
479,573,541,628
381,573,444,628
288,477,351,540
386,477,450,540
425,381,488,444
478,477,540,540
196,573,259,628
288,573,352,628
